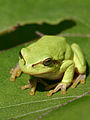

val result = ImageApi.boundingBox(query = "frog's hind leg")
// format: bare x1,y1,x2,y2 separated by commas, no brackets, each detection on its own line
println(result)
47,60,74,96
45,83,59,90
10,63,22,81
38,79,49,87
71,43,86,88
71,74,86,88
38,79,56,90
47,83,67,96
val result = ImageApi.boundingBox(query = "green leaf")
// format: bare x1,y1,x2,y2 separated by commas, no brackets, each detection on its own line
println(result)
0,0,90,120
0,0,90,33
40,95,90,120
0,34,90,120
0,20,76,50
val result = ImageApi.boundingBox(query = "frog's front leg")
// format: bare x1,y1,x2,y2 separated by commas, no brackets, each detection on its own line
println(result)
21,78,38,96
10,63,22,81
21,79,33,90
47,60,74,96
71,43,86,88
28,79,49,96
29,79,38,96
22,78,49,96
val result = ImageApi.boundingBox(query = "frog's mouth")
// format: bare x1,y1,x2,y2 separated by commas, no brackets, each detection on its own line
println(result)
19,53,60,76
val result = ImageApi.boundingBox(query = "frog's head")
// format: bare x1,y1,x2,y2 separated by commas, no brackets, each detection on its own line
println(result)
19,47,60,77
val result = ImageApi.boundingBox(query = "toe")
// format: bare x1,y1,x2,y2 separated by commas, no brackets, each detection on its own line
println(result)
47,90,53,96
29,91,35,96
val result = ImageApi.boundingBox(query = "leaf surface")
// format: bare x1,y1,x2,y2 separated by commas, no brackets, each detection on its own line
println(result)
0,34,90,120
0,0,90,120
0,0,90,33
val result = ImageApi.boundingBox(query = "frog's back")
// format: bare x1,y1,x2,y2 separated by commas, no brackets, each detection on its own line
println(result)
37,35,66,47
27,35,68,61
28,35,67,49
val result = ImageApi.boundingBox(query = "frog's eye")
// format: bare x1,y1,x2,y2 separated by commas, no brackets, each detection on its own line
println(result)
43,58,52,66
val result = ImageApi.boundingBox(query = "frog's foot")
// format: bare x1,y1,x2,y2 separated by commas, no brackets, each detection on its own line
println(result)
21,79,37,96
71,74,86,88
29,88,36,96
10,63,22,82
45,83,58,90
21,84,35,96
21,80,32,90
47,83,67,96
21,84,31,90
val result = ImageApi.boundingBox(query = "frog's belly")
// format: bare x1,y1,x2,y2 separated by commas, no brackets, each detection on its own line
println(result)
34,72,63,80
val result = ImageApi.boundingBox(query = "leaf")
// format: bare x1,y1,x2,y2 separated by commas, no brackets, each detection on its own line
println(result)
0,32,90,120
0,19,76,50
39,94,90,120
0,0,90,33
0,0,90,120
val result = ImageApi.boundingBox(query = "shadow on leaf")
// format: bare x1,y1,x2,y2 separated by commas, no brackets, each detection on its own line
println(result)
0,19,76,50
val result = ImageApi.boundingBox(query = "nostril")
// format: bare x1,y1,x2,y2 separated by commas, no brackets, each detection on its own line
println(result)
32,64,35,67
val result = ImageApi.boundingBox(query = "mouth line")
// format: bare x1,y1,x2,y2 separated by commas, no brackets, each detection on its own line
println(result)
32,61,43,67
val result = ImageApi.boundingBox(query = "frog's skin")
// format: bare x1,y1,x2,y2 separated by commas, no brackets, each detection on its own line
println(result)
10,35,86,96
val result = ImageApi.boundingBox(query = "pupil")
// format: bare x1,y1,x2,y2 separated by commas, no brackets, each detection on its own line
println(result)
43,58,52,66
46,58,51,62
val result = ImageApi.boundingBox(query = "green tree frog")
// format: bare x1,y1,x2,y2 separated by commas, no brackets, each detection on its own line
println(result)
10,35,86,96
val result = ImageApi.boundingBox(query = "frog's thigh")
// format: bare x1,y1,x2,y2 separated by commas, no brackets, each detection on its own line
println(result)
47,60,74,96
71,43,86,74
10,63,22,81
71,44,86,88
45,83,58,90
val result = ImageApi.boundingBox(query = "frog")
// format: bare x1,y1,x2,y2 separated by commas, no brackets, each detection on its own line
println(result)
10,35,86,96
